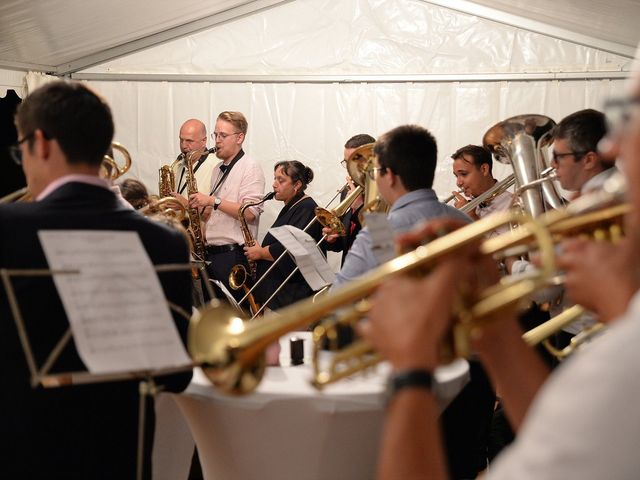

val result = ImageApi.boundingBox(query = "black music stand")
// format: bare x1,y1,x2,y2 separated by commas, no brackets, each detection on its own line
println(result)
0,263,195,480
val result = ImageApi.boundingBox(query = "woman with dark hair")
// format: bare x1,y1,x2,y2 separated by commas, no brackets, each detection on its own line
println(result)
244,160,325,310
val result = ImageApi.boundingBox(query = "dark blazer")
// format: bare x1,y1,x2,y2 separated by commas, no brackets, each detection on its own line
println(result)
254,195,326,310
0,182,193,480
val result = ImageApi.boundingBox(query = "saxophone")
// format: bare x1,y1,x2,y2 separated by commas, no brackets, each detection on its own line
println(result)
184,148,216,269
229,191,275,316
158,155,183,197
239,191,276,278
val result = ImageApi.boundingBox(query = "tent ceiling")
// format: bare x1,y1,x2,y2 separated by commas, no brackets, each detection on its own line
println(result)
0,0,292,73
0,0,638,75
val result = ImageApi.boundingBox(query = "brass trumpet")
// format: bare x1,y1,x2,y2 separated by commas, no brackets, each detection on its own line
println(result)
189,173,627,394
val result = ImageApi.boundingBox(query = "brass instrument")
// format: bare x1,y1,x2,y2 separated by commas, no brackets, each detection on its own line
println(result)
459,174,516,214
184,148,209,266
228,191,276,316
2,142,131,204
158,156,181,197
188,173,627,394
249,185,366,318
0,187,30,203
141,197,190,240
100,142,132,181
346,143,390,224
236,183,364,314
484,115,565,217
442,189,464,204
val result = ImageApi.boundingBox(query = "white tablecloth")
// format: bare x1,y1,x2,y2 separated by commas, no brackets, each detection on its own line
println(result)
153,333,470,480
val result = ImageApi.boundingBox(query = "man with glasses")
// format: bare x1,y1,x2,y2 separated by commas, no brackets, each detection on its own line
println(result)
331,126,495,480
362,72,640,479
324,133,375,265
0,81,192,479
189,111,266,301
551,108,615,195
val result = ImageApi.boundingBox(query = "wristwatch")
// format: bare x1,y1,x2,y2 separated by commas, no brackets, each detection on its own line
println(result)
385,368,434,406
213,197,222,210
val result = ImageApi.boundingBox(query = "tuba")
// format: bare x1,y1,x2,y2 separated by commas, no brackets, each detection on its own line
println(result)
483,114,565,218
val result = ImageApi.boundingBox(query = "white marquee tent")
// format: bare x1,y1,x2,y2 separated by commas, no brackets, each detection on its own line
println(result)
1,0,638,241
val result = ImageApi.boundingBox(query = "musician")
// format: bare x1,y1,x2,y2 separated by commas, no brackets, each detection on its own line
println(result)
363,72,640,479
0,81,192,479
189,111,266,301
332,125,495,479
324,133,375,265
244,160,325,310
170,118,216,203
451,144,513,224
119,178,151,209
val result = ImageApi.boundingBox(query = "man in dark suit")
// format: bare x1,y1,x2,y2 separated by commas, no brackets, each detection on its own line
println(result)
0,81,193,479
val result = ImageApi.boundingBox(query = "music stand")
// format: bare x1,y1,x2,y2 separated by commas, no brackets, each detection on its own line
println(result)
0,263,194,480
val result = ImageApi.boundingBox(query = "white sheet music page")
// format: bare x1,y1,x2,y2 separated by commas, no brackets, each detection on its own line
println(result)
38,230,191,374
268,225,335,290
363,213,396,263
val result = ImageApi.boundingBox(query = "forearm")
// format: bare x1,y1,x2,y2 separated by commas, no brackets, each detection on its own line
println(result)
378,389,448,480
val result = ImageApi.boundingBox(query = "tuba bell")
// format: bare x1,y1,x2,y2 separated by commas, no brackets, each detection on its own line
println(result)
483,115,565,218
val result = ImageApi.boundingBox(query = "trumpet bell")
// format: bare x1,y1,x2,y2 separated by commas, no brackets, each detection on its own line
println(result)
229,264,248,290
189,301,266,395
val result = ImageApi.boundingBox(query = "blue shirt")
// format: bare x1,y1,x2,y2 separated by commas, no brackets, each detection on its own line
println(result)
332,188,471,289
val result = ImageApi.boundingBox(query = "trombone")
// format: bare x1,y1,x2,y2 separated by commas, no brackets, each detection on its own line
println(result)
188,173,627,394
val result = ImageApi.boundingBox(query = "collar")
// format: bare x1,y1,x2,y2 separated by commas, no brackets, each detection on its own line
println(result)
36,174,111,201
389,188,437,213
580,166,618,195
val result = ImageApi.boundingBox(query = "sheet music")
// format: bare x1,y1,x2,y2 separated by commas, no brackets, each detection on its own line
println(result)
268,225,335,290
363,213,396,263
39,230,191,374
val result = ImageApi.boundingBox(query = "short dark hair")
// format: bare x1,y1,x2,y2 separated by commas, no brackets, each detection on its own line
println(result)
344,134,376,149
274,160,314,192
119,178,149,210
15,81,114,166
373,125,437,191
452,144,493,174
553,109,607,158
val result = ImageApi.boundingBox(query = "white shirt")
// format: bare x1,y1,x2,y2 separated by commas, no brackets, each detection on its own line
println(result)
204,152,266,246
475,189,514,238
172,154,216,196
488,290,640,480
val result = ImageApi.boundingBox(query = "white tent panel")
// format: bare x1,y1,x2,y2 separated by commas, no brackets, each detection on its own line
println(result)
0,69,26,98
82,0,631,77
87,77,626,244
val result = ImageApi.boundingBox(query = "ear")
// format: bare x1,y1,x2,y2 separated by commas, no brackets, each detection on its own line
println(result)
582,151,599,170
480,163,490,177
33,129,51,160
235,132,245,145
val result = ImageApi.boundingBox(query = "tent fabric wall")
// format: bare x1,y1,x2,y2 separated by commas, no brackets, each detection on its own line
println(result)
0,69,27,98
87,77,626,247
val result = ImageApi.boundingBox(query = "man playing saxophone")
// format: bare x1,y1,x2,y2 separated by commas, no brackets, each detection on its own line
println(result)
189,111,266,302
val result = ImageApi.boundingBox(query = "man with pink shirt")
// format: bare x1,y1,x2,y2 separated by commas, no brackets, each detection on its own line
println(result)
189,111,266,301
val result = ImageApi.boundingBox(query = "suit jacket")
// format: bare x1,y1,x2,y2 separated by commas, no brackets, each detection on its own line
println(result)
0,182,193,480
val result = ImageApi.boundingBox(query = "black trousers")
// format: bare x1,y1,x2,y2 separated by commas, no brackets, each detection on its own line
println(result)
205,247,249,304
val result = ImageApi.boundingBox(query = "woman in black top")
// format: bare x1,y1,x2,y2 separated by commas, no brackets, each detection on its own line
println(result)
244,160,325,310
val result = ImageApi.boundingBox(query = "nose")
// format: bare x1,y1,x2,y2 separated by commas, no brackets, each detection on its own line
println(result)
456,177,464,188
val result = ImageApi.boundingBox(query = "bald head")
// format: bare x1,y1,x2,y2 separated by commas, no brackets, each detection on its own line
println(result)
179,119,207,155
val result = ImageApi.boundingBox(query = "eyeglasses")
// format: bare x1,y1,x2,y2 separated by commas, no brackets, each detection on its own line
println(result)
551,151,588,163
211,131,241,141
9,133,35,165
340,159,348,168
367,166,387,181
603,96,640,134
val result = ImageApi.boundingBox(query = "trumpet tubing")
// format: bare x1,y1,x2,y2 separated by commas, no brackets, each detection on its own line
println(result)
189,173,627,393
